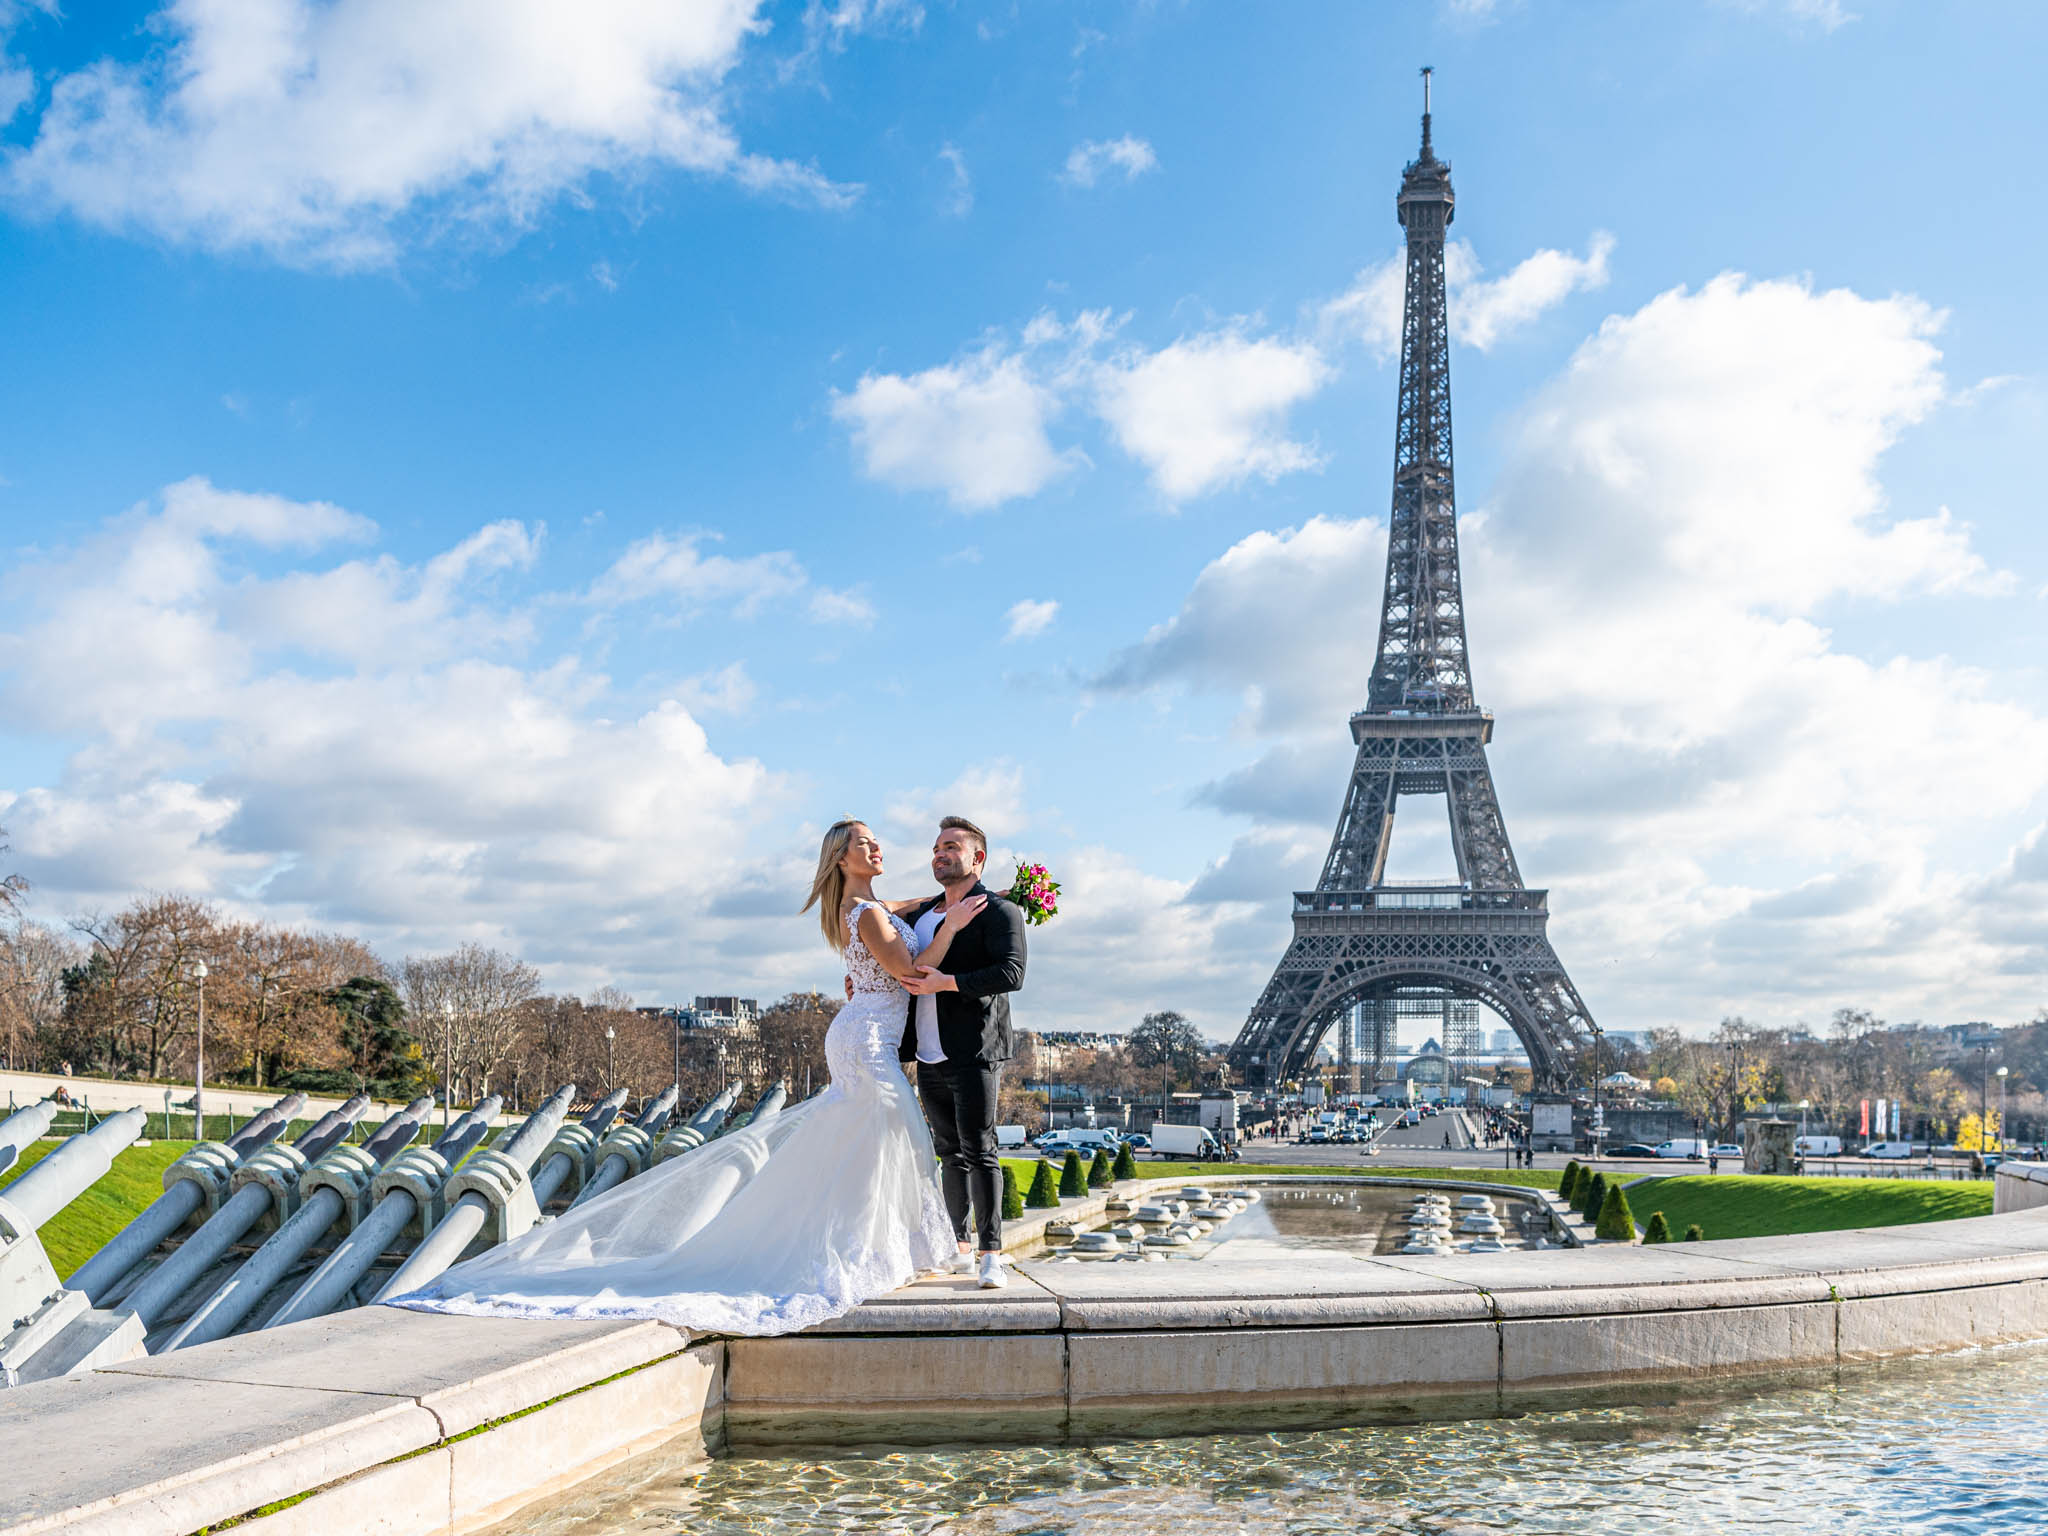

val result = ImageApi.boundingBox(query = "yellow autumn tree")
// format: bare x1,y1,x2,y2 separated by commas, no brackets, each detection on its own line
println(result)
1954,1111,2001,1153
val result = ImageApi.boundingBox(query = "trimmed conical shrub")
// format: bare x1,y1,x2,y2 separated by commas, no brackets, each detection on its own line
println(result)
1578,1172,1608,1222
1002,1162,1025,1219
1087,1148,1113,1189
1595,1183,1636,1242
1059,1150,1087,1199
1684,1223,1706,1242
1642,1210,1673,1244
1558,1160,1583,1202
1112,1141,1137,1181
1025,1159,1060,1208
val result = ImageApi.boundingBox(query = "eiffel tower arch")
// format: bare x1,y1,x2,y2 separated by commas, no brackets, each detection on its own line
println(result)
1227,72,1599,1093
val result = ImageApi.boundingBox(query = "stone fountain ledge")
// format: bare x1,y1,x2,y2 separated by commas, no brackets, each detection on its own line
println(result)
8,1173,2048,1536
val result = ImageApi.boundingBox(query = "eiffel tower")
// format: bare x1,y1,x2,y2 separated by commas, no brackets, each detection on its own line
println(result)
1226,72,1598,1093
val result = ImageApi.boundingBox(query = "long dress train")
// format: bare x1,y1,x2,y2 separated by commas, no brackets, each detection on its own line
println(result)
383,902,956,1336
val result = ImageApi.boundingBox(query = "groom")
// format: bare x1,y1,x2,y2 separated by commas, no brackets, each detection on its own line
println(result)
901,816,1027,1289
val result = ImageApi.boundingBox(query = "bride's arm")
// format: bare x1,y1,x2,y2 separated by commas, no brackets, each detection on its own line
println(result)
877,895,933,916
854,897,986,982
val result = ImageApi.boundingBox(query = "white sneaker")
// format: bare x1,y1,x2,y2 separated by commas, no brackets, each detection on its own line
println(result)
977,1252,1008,1289
947,1251,975,1275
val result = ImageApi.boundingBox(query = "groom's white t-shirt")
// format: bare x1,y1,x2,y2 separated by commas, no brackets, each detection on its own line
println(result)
912,903,947,1064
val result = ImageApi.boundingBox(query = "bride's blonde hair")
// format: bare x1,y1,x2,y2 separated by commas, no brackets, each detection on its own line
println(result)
801,818,864,952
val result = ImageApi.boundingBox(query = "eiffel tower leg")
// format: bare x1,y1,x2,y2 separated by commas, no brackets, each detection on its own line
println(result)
1317,746,1397,889
1231,934,1326,1088
1445,748,1522,892
1503,964,1597,1091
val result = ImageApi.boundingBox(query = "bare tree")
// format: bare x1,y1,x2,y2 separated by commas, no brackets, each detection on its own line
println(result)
1127,1010,1204,1088
0,824,27,920
755,992,834,1097
71,895,221,1079
212,924,374,1087
401,944,540,1106
0,919,80,1070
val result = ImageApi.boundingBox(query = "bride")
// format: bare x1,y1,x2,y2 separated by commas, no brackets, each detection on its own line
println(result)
384,818,976,1336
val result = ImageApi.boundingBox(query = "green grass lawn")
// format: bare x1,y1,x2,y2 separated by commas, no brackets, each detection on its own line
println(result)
0,1139,194,1280
1627,1174,1992,1241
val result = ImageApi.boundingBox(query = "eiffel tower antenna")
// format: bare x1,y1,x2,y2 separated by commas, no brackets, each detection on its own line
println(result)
1227,76,1599,1095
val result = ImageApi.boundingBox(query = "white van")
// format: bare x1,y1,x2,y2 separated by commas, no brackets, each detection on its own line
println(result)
1794,1135,1842,1157
1860,1140,1917,1159
996,1125,1029,1148
1655,1139,1707,1159
1148,1124,1221,1161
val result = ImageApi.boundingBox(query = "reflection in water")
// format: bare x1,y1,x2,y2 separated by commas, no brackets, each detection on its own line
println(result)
492,1342,2048,1536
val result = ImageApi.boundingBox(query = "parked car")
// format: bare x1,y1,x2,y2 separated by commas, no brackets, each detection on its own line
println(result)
1611,1143,1661,1158
1709,1144,1742,1158
1123,1133,1150,1151
1035,1128,1123,1156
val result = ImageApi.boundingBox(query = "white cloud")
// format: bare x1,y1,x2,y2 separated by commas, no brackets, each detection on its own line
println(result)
883,761,1030,848
1004,599,1059,641
0,486,794,1003
830,347,1080,511
937,143,972,218
1094,515,1380,732
589,531,807,617
1454,232,1615,349
1060,135,1157,189
808,586,877,626
1097,273,2044,1031
676,661,758,716
1322,232,1614,355
836,311,1331,508
3,0,860,268
1717,0,1856,30
1093,329,1331,500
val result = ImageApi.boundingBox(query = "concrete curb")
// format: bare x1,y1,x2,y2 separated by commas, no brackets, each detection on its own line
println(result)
7,1177,2048,1536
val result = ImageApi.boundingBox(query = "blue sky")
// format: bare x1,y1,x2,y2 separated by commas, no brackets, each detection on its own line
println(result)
2,0,2045,1043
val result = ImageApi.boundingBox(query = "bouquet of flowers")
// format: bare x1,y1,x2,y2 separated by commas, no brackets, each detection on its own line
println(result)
1005,860,1062,926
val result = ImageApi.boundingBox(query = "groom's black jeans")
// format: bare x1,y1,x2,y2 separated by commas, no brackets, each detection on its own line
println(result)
916,1058,1003,1252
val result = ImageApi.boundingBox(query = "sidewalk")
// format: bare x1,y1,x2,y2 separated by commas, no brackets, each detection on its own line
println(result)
0,1070,516,1130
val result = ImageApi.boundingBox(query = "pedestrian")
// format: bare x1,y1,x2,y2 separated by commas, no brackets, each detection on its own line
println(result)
1708,1152,1719,1175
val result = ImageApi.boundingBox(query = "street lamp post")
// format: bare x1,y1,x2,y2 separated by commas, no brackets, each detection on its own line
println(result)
1997,1066,2009,1154
440,1000,455,1130
672,1013,683,1098
606,1024,617,1090
188,960,208,1140
1979,1043,1992,1158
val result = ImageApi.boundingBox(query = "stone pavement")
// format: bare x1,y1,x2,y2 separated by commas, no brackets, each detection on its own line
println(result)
7,1174,2048,1536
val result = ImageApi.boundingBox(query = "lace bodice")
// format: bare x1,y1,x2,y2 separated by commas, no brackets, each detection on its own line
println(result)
844,901,922,995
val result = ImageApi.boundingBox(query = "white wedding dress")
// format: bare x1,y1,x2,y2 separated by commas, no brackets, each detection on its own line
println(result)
384,902,956,1336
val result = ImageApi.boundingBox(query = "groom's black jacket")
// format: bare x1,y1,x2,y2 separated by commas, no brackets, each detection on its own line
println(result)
898,882,1027,1067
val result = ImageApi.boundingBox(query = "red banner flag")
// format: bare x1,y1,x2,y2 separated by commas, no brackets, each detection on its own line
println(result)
1860,1099,1871,1136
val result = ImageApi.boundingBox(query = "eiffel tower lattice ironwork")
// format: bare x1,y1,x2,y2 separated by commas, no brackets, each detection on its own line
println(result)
1226,73,1598,1093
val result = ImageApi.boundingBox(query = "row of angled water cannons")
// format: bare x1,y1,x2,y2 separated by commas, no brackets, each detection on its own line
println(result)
0,1076,789,1386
